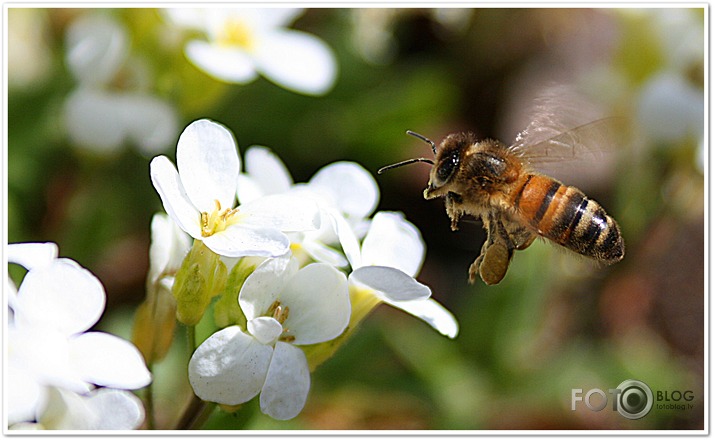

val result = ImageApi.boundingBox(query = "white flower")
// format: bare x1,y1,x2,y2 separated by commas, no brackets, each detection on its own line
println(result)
237,146,378,267
7,243,151,426
63,14,177,154
164,8,337,95
150,119,321,258
349,212,459,339
188,256,350,420
10,387,145,430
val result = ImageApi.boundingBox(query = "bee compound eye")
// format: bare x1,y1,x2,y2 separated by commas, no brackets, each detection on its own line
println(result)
435,151,459,185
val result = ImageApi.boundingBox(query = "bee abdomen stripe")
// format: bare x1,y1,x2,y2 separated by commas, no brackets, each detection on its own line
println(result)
513,175,533,209
552,193,589,242
533,181,562,225
598,219,624,262
568,197,590,234
573,203,609,254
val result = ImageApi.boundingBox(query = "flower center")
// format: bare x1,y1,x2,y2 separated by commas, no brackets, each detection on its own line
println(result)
200,200,240,237
217,18,255,50
267,300,295,343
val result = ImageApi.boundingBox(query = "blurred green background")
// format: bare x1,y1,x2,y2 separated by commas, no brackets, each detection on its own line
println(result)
7,7,704,430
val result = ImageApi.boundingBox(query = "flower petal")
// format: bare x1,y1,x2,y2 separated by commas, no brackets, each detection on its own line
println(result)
148,213,191,284
7,242,58,270
188,326,272,405
204,224,290,257
243,146,293,197
301,239,349,267
83,388,145,430
240,194,320,232
260,341,310,420
38,387,97,430
150,155,202,238
250,8,304,28
254,29,337,95
350,266,431,302
361,211,425,276
239,255,296,320
176,119,240,213
34,386,145,430
10,325,91,394
69,332,152,390
236,174,266,204
185,40,258,84
308,162,379,219
383,298,459,339
248,317,283,345
330,210,363,269
280,263,350,345
7,364,43,425
14,259,105,335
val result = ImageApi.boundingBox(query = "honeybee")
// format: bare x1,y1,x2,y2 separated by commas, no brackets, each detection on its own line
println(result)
378,119,625,285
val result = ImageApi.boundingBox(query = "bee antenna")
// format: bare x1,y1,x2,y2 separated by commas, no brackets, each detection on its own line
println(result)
377,157,434,174
406,130,437,154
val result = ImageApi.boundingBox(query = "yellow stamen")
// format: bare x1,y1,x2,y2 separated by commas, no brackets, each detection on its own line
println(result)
217,18,255,51
200,199,240,237
267,300,295,342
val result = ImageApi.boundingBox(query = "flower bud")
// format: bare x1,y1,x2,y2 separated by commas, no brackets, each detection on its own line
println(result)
132,280,177,364
173,241,227,326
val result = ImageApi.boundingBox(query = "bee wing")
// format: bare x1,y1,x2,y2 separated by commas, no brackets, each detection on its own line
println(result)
508,117,627,168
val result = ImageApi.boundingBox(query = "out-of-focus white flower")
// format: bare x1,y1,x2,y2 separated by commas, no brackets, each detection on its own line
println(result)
618,8,704,172
188,256,350,420
10,387,145,430
349,212,459,339
164,8,337,95
636,71,704,145
7,243,151,427
150,119,321,258
63,13,177,154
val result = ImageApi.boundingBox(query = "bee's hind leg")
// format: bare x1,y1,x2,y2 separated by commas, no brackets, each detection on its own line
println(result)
470,214,514,285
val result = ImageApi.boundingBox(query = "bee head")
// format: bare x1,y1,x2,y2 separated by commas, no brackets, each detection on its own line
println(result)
377,131,478,199
428,132,474,189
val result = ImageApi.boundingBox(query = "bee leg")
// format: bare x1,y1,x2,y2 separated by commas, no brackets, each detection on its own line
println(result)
445,192,464,231
471,242,513,285
509,225,537,250
471,214,514,285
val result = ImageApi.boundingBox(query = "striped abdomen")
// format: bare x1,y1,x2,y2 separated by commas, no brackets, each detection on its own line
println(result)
511,174,624,263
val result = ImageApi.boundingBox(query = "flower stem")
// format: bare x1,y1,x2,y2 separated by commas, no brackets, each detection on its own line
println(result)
175,394,216,430
144,363,155,430
187,325,196,352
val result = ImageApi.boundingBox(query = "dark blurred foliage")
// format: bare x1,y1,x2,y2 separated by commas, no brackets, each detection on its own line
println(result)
7,7,704,430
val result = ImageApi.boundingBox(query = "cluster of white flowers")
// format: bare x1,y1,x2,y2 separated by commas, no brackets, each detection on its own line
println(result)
7,243,151,429
149,118,458,420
